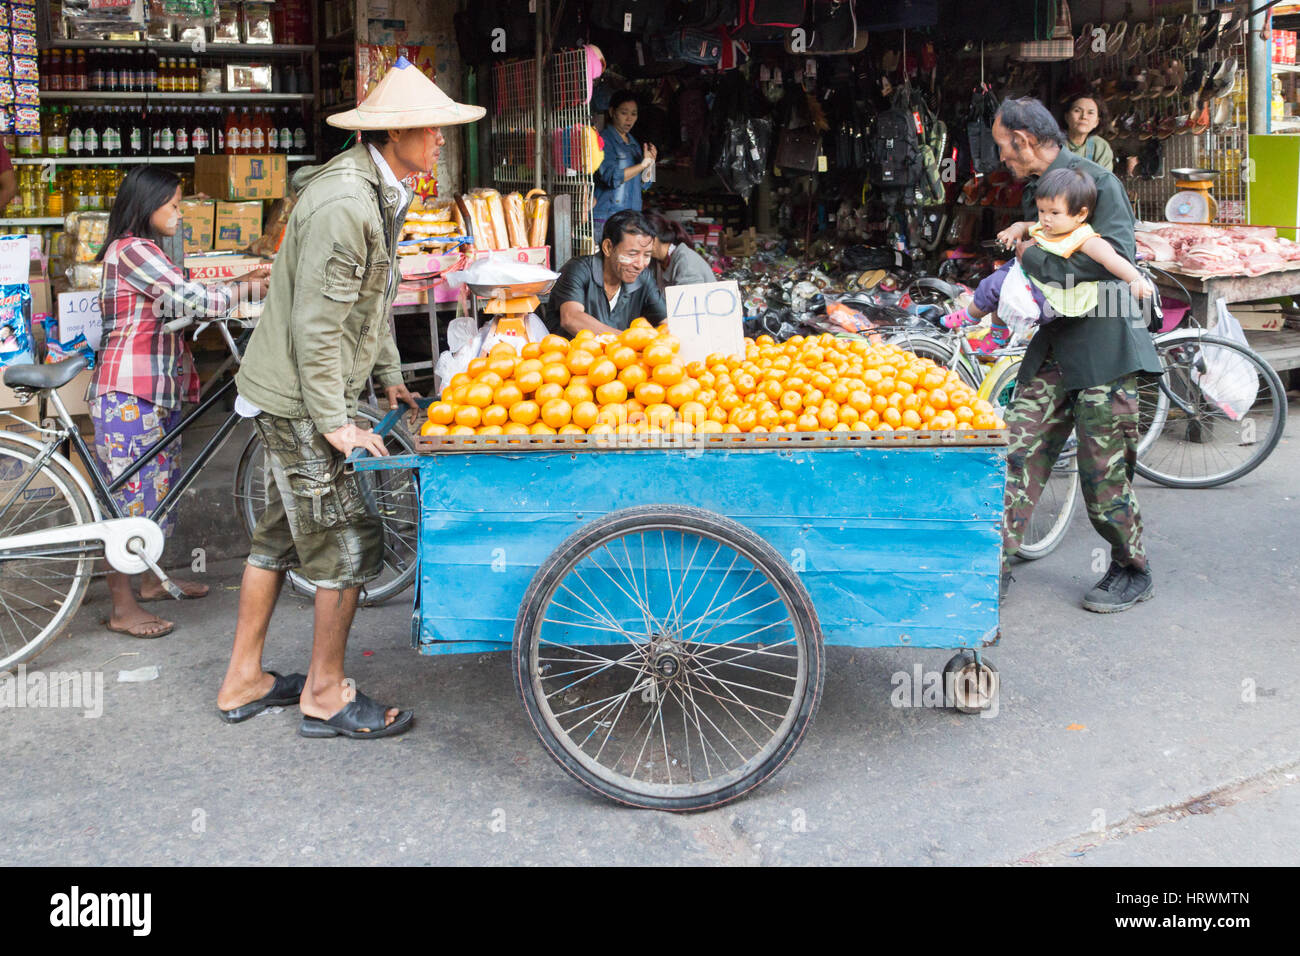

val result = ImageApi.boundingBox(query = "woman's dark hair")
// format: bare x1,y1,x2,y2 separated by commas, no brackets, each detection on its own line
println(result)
1035,166,1098,216
97,165,182,261
608,90,638,114
601,209,654,250
643,210,690,247
995,96,1066,149
1061,94,1108,142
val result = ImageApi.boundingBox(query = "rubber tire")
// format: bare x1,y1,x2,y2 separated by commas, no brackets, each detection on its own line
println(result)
1136,331,1288,488
884,330,983,389
0,435,97,672
232,404,419,606
943,651,999,715
513,504,824,812
984,362,1077,560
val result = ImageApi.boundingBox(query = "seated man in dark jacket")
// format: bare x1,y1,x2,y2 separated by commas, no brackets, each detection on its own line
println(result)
547,210,667,335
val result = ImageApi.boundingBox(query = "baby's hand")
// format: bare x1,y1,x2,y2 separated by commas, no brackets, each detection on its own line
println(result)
1129,276,1154,300
996,222,1030,248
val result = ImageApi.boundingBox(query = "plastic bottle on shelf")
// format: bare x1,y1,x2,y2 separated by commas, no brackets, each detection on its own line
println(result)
250,107,267,153
47,107,69,158
146,50,159,92
68,108,84,158
48,49,63,92
46,179,64,218
159,107,175,157
84,108,101,158
75,50,88,92
240,108,254,153
192,108,209,155
176,107,190,156
293,113,308,153
128,109,144,158
90,49,104,92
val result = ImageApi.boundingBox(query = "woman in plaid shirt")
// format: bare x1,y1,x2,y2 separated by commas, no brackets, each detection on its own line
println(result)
92,167,269,638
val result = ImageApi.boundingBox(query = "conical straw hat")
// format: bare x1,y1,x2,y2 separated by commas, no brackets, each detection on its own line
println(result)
327,56,486,130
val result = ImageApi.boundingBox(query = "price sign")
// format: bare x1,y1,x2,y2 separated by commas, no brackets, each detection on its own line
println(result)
57,290,102,350
664,280,745,366
0,235,31,285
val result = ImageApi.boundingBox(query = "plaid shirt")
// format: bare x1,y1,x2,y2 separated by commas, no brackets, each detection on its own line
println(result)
90,236,233,409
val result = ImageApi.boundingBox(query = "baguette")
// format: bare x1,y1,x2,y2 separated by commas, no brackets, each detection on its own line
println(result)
504,192,528,248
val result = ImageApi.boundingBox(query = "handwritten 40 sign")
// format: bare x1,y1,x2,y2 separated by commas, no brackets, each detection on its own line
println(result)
664,280,745,367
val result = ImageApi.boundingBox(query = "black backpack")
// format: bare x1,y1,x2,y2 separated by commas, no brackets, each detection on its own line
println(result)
732,0,806,41
592,0,667,34
672,0,739,29
872,104,919,189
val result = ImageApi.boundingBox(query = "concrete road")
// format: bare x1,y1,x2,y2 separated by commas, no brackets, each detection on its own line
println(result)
2,401,1297,866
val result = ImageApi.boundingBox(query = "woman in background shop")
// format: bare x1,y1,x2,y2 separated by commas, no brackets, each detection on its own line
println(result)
92,165,269,638
645,211,715,293
1061,94,1115,172
593,91,656,238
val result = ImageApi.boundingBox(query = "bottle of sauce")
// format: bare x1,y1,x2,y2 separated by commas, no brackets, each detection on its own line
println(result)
225,107,239,154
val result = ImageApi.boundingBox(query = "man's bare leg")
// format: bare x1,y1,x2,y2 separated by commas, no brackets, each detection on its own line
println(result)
216,564,286,710
299,585,399,726
106,571,172,637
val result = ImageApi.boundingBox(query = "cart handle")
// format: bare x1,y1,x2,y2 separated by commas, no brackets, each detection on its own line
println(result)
346,398,433,464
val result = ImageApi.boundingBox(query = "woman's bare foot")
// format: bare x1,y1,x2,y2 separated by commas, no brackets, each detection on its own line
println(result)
217,669,277,712
139,575,210,601
300,680,401,727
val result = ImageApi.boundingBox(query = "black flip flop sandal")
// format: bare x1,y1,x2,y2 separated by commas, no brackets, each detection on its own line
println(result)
219,671,307,724
298,690,414,739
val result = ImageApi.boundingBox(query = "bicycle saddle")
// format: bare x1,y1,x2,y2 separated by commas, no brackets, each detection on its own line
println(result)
2,353,90,391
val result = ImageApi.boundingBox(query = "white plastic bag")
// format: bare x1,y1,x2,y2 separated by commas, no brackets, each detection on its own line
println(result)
995,261,1042,343
1195,300,1259,423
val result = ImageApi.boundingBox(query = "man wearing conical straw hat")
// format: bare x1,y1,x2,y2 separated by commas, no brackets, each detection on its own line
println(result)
220,59,485,739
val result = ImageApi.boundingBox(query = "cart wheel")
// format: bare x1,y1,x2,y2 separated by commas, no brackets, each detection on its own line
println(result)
943,652,999,715
513,505,824,812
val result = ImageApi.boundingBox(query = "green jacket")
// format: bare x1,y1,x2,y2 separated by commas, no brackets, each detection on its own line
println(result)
1019,149,1162,390
236,144,411,433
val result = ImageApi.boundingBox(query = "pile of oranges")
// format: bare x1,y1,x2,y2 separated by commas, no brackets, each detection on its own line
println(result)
421,319,1005,438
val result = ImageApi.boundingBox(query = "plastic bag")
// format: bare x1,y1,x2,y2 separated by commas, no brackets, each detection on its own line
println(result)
434,314,547,393
0,284,35,367
996,261,1041,342
40,316,96,369
714,118,771,203
1195,301,1259,422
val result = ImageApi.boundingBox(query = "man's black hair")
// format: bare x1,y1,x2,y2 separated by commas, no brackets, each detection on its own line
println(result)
1036,166,1098,217
601,210,654,250
995,97,1066,149
359,129,390,148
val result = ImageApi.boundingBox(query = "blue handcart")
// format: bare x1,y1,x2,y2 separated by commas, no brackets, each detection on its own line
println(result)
354,421,1006,811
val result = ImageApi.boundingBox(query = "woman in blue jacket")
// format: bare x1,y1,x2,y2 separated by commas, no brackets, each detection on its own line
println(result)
593,91,656,237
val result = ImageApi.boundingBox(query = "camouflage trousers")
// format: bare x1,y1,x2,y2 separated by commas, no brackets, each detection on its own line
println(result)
1002,357,1148,571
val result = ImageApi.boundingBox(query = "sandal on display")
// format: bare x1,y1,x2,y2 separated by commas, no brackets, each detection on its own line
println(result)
1190,100,1211,135
1211,58,1237,99
1197,10,1222,53
219,671,308,724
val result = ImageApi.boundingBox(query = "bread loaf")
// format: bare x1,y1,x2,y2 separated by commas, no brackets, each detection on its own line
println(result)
504,192,528,248
524,189,550,248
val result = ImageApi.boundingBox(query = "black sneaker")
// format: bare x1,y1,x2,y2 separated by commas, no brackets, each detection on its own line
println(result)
1082,562,1154,613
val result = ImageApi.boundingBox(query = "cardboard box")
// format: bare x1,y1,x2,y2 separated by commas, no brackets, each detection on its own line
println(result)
1230,303,1285,331
214,203,264,251
194,154,287,200
184,254,270,282
180,199,216,255
57,289,103,350
51,369,95,418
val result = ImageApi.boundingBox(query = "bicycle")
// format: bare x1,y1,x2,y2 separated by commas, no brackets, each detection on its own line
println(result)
0,315,419,672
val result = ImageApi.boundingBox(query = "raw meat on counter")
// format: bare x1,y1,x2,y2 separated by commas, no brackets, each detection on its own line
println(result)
1135,233,1177,262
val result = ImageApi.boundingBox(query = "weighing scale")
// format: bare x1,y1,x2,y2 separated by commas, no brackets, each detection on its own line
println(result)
1165,168,1219,223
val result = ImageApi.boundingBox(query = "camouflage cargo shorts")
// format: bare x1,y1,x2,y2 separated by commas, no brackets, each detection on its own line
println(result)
246,414,384,590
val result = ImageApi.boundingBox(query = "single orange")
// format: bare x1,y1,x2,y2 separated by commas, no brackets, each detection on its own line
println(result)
730,407,758,432
520,342,542,359
503,422,530,435
420,421,449,436
697,420,724,434
901,409,922,429
619,327,657,351
515,370,543,395
529,422,558,435
795,413,820,432
664,382,696,408
609,345,638,370
645,403,676,427
635,381,666,405
449,425,476,435
629,317,654,330
617,364,648,390
509,400,540,425
652,362,685,388
454,405,482,428
882,406,902,428
564,381,594,405
467,357,488,378
464,383,493,408
558,423,585,435
643,342,674,367
481,404,508,427
427,402,454,425
596,403,628,427
566,348,596,375
707,404,729,424
449,372,472,391
572,401,600,429
540,334,570,354
588,359,618,387
588,422,615,435
477,424,504,435
533,382,564,406
487,355,517,379
595,380,628,405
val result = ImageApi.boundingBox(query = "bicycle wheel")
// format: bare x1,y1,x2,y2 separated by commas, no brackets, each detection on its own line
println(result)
985,361,1079,560
233,405,419,605
514,505,824,811
883,331,982,389
1136,331,1288,488
0,436,98,671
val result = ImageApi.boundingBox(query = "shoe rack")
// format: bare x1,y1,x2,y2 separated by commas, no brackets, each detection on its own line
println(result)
1067,11,1249,224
